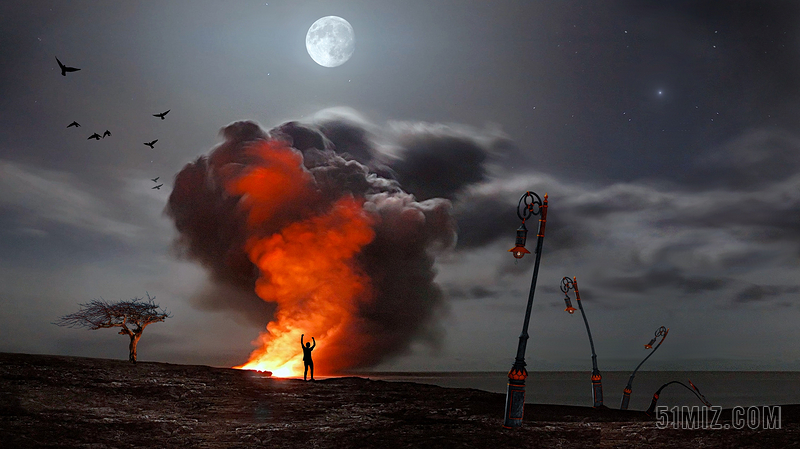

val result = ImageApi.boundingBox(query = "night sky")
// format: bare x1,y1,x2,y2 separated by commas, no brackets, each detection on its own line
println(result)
1,1,799,372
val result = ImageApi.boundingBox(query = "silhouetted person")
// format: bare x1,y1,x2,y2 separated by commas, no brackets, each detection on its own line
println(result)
56,57,80,76
301,334,316,381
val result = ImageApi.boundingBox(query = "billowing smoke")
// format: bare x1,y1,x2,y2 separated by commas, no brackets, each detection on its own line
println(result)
166,113,498,373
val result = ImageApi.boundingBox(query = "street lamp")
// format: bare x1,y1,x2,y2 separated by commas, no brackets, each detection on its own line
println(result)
645,379,712,416
560,276,603,408
503,191,548,428
620,326,669,410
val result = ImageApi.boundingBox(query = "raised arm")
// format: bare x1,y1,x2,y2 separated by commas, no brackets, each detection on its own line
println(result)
301,333,305,348
311,337,316,350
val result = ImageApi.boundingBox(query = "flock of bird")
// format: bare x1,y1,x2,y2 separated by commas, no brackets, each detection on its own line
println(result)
57,56,167,190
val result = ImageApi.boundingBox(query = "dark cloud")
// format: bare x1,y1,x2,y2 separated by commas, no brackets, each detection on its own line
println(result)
568,184,675,219
451,194,520,249
378,122,510,201
452,187,590,253
654,131,800,258
685,130,800,190
312,111,376,165
440,141,800,313
273,121,332,154
445,285,501,301
734,284,800,304
469,285,499,299
597,267,730,295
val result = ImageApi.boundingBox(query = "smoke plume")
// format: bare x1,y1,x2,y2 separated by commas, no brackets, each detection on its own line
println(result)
166,116,472,373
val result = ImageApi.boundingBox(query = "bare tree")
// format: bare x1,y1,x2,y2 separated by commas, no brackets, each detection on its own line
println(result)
55,292,171,363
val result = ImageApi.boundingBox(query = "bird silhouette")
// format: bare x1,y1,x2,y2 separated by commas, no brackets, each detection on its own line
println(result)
88,133,102,140
56,57,80,76
151,177,160,183
67,121,80,128
144,139,158,149
153,110,170,120
102,130,111,138
152,184,163,190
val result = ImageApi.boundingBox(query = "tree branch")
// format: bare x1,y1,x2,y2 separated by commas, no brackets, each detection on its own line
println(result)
54,294,171,331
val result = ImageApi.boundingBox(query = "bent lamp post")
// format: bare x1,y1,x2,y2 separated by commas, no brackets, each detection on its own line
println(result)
560,276,603,408
645,379,712,416
620,326,669,410
503,191,548,428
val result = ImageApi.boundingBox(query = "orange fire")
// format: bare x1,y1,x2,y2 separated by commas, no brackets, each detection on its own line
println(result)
229,141,376,377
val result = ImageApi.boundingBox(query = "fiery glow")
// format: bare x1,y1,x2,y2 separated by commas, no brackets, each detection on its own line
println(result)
262,361,297,378
230,141,376,376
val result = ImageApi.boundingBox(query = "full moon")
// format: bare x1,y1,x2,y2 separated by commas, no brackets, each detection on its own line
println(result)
305,16,355,68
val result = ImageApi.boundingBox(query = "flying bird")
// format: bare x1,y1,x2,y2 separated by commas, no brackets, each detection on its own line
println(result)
56,57,80,76
144,139,158,149
153,110,170,120
102,130,111,138
152,184,163,190
88,133,102,140
67,121,80,128
151,177,160,183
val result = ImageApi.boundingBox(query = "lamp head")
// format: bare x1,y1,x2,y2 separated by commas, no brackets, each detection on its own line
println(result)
508,222,531,259
563,295,576,314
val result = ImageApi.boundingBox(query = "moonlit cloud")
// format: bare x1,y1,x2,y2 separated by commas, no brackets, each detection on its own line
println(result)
444,129,800,313
0,160,140,239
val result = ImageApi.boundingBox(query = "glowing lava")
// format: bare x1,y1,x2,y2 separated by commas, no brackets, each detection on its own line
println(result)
229,141,376,376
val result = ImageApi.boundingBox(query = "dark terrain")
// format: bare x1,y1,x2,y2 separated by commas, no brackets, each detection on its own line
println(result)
0,353,797,448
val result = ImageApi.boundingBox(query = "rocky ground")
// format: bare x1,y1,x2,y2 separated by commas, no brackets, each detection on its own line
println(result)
1,352,797,448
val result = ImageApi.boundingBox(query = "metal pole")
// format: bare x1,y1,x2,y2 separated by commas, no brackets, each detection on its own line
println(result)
620,326,668,410
645,380,711,416
572,277,603,408
503,192,548,428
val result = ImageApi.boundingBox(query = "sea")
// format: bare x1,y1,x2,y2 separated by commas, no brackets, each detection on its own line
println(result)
343,371,800,410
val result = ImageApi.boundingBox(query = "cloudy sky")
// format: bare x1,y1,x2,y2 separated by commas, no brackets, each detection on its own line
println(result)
1,1,799,372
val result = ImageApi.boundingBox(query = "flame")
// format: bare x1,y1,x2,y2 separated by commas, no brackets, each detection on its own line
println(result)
229,141,376,376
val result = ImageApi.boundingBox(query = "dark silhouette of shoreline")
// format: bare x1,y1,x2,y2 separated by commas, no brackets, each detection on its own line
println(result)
1,352,797,448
